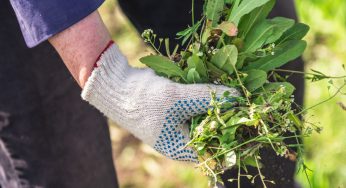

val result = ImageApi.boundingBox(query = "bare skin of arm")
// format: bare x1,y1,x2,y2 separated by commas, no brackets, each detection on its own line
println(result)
48,11,111,88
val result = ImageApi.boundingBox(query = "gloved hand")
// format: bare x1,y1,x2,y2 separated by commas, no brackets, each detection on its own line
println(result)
81,42,240,162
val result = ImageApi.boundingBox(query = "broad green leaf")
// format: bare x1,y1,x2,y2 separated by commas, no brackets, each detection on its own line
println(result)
238,0,276,38
262,82,296,97
140,55,185,78
206,62,227,79
206,0,225,26
243,17,295,52
187,55,208,80
211,45,238,75
229,0,271,26
224,0,234,4
243,20,274,52
221,124,240,142
243,69,267,92
236,54,246,69
187,68,202,83
277,23,310,44
266,17,295,44
243,40,307,72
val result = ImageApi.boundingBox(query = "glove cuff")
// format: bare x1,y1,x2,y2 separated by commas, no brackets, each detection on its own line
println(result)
81,43,130,119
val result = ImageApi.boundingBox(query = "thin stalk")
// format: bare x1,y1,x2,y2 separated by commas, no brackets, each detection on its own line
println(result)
294,132,312,188
192,0,195,25
304,168,312,188
255,156,267,188
274,69,346,79
199,18,206,43
297,82,346,115
237,153,241,188
210,134,309,162
198,136,260,167
149,40,162,55
232,65,251,105
204,163,218,187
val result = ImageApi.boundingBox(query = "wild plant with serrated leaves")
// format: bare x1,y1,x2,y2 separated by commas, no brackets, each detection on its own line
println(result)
139,0,346,187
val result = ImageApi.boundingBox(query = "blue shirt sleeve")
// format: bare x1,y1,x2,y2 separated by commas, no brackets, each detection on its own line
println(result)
10,0,104,48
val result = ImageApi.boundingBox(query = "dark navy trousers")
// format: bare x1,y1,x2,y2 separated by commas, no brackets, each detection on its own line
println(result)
0,1,118,187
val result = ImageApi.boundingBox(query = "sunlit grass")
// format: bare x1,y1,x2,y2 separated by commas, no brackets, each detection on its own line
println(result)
295,0,346,187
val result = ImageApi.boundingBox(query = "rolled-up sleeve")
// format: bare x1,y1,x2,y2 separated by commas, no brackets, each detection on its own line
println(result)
10,0,104,47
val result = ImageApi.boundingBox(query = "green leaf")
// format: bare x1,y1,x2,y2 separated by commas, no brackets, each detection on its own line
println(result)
236,53,246,69
243,69,267,92
187,68,202,83
243,156,263,168
243,20,274,52
277,23,310,44
206,62,227,79
265,17,295,44
229,0,271,26
187,55,208,80
288,112,302,129
243,40,307,72
262,82,296,97
224,0,234,4
211,45,238,75
206,0,225,26
243,17,295,52
238,0,276,38
221,125,240,142
226,117,258,126
140,55,185,78
176,20,202,45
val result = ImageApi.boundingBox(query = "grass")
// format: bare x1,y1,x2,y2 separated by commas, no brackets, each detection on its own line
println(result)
295,1,346,187
99,0,346,187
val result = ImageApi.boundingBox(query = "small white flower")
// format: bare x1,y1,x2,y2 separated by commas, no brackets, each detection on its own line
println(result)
210,121,217,130
197,126,204,134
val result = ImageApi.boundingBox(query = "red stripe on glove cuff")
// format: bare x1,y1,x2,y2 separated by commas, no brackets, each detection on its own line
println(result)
94,40,115,68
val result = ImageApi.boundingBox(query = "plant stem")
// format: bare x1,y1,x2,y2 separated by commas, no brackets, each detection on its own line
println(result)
232,66,251,105
192,0,195,25
149,41,162,55
204,163,217,187
294,132,312,188
304,167,312,188
237,153,241,188
297,82,346,115
274,69,346,79
255,156,267,188
198,136,260,167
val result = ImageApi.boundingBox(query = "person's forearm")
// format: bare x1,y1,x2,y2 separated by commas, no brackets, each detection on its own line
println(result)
48,11,111,88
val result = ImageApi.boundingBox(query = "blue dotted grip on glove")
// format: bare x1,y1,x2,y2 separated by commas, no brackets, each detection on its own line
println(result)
154,98,210,163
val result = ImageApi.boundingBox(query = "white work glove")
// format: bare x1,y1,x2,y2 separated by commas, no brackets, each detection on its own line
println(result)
82,43,240,162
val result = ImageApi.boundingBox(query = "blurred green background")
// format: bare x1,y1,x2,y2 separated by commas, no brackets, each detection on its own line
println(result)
99,0,346,187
